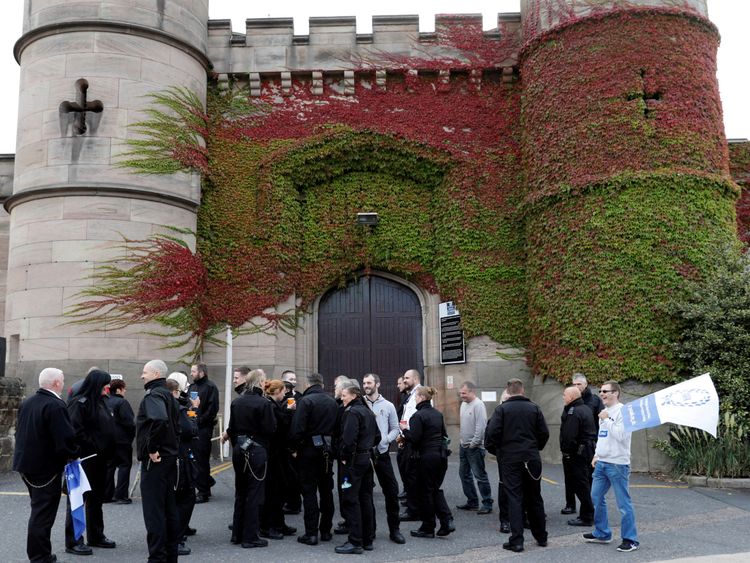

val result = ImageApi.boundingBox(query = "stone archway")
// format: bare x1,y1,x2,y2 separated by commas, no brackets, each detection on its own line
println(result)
318,274,424,405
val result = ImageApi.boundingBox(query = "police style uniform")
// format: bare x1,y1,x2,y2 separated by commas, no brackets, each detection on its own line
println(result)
226,386,276,547
260,394,295,537
560,397,597,523
337,398,380,551
136,378,181,563
566,387,604,511
187,374,219,500
486,395,549,551
174,393,198,544
289,383,339,541
403,400,453,535
14,387,78,563
282,385,303,513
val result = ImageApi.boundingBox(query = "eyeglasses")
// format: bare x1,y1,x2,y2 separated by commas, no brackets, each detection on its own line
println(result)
599,389,615,394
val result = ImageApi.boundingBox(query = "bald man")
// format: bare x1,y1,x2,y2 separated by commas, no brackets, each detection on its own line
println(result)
559,387,597,526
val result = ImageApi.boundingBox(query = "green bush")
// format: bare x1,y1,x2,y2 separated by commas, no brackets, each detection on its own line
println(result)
669,244,750,419
654,412,750,478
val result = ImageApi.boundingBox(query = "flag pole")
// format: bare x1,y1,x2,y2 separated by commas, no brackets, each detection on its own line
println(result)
223,325,233,458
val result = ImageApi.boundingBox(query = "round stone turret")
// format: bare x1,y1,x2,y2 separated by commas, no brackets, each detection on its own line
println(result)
519,0,738,381
6,0,208,381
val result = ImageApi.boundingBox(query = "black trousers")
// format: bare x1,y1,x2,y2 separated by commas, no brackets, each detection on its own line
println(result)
141,456,180,563
340,455,375,547
297,446,334,537
65,455,107,547
374,452,401,533
497,462,509,522
562,455,594,521
175,486,196,541
397,444,419,514
22,472,62,563
232,444,267,543
104,443,133,501
260,452,285,531
282,450,302,511
416,453,451,533
501,459,547,548
194,426,214,495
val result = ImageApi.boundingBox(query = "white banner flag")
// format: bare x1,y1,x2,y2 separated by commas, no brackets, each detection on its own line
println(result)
622,373,719,437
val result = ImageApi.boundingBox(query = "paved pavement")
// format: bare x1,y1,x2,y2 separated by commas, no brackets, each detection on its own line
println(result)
1,456,749,562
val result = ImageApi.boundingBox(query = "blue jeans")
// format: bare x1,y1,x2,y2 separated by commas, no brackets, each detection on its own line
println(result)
458,446,493,509
591,461,638,544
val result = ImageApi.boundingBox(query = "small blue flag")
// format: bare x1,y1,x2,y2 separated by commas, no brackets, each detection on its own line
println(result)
64,459,91,541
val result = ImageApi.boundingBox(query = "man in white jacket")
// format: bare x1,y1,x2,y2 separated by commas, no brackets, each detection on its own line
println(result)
583,381,639,553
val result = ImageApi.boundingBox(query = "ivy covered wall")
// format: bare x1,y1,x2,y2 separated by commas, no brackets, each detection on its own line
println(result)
521,9,739,382
81,7,742,385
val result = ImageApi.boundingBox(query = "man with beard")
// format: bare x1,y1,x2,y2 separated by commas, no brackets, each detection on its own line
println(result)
362,373,405,544
187,363,219,503
397,369,423,521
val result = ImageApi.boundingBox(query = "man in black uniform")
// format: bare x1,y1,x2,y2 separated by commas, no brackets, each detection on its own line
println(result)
486,378,549,553
14,367,78,563
289,372,339,546
560,386,597,526
563,373,604,514
188,363,219,503
136,359,181,563
224,369,276,549
335,383,380,554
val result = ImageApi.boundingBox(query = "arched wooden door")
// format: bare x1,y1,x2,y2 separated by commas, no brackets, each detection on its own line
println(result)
318,275,424,406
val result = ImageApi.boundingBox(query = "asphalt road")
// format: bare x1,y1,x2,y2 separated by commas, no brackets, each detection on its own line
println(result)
1,457,749,562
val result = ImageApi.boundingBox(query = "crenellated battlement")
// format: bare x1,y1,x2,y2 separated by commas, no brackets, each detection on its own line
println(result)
207,13,522,80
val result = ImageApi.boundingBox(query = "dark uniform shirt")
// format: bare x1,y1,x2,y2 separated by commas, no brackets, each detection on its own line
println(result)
559,398,597,456
13,388,78,475
188,376,220,430
136,379,180,461
289,384,338,449
581,386,604,428
485,395,549,463
68,394,116,459
226,387,276,449
338,399,380,462
108,393,136,445
403,401,447,456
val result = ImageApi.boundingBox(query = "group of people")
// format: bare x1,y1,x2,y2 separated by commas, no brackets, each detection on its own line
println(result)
12,362,639,562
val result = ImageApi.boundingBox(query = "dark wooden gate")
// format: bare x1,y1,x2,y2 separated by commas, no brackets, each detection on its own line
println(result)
318,275,423,406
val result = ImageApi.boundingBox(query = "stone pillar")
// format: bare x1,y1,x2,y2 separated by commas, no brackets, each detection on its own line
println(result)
6,0,209,387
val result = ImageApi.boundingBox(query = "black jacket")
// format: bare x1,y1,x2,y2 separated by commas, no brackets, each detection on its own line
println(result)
403,400,447,457
289,384,339,449
268,397,293,459
108,393,136,445
226,387,276,450
68,394,116,459
13,389,78,475
188,376,220,429
338,399,380,463
485,395,549,464
559,398,597,457
581,386,604,428
136,378,180,461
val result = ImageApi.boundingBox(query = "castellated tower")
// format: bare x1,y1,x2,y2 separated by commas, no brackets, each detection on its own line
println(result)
6,0,208,381
519,0,738,381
